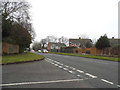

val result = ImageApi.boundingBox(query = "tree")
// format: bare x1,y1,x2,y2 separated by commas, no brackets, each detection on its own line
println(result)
11,23,32,53
85,41,92,48
95,34,110,49
32,41,42,51
58,36,69,46
78,34,89,39
1,1,34,53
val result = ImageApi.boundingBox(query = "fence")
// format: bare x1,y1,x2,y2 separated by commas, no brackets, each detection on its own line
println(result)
2,42,19,55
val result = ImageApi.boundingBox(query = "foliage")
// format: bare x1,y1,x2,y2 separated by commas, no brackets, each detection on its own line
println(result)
95,34,110,49
85,41,93,48
49,52,119,62
32,41,42,51
112,44,120,50
1,1,34,53
11,23,32,53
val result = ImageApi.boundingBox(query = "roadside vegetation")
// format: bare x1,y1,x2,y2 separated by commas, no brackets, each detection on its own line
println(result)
49,52,119,62
1,53,45,64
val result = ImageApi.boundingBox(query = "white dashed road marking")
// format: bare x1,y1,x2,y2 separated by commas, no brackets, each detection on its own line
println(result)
54,64,58,66
45,58,119,88
101,79,114,85
65,65,69,68
63,68,68,71
76,70,84,73
69,71,75,74
58,66,62,68
85,73,97,78
117,85,120,87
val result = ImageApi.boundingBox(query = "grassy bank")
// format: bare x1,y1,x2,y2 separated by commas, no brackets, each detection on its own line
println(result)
49,52,119,62
1,52,45,64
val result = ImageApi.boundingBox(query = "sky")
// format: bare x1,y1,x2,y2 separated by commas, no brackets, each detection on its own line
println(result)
28,0,119,42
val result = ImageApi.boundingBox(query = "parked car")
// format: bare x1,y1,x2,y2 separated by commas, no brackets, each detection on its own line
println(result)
42,49,48,53
38,50,42,53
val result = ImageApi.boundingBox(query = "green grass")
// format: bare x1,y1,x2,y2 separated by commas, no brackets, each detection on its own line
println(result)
49,52,119,62
1,52,45,64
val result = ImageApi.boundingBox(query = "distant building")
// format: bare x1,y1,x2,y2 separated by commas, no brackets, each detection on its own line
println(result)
69,38,93,48
109,37,120,47
47,42,66,52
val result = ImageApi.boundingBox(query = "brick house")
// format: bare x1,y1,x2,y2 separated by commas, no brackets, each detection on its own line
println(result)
109,37,119,47
69,38,93,48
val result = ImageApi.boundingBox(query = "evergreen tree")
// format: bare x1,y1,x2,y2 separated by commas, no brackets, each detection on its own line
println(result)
95,34,110,49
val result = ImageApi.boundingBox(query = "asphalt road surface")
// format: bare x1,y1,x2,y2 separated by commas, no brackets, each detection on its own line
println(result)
2,53,119,88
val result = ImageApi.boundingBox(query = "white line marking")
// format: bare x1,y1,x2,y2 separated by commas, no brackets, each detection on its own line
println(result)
117,85,120,87
56,62,60,64
54,64,58,66
65,65,69,67
51,63,55,64
85,73,97,78
77,75,81,77
76,70,84,73
101,79,114,85
63,68,68,71
0,79,83,87
69,67,76,70
58,66,62,68
69,71,75,74
60,64,63,65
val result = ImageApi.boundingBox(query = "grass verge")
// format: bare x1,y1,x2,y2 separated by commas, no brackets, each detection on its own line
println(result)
49,52,119,62
1,52,45,65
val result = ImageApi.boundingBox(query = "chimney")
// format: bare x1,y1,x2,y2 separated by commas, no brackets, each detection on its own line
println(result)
112,37,114,39
79,37,81,39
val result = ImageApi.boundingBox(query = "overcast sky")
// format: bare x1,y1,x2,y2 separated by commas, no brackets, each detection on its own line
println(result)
28,0,119,42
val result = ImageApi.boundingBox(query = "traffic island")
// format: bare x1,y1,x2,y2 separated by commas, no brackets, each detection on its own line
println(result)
1,52,45,65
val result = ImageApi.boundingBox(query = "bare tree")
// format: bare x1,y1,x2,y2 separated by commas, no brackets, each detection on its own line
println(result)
78,34,89,39
45,36,58,43
1,0,35,39
58,36,69,46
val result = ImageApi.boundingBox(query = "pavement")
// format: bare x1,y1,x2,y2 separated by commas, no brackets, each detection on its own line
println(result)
2,53,119,88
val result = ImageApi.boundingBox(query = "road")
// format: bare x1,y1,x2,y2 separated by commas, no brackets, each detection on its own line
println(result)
2,53,119,88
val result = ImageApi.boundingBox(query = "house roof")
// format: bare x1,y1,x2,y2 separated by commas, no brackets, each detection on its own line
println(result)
109,38,120,46
48,42,66,47
69,39,92,44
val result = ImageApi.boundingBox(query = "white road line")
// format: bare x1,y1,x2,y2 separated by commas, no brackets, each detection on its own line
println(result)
85,73,97,78
76,70,84,73
101,79,114,85
77,75,81,77
63,68,68,71
58,66,63,68
65,65,69,68
117,85,120,87
56,62,60,64
69,71,75,74
59,63,63,65
0,79,83,87
54,64,58,66
72,68,76,70
51,62,55,64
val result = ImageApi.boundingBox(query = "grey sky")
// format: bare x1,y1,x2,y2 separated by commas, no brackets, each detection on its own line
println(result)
28,0,119,42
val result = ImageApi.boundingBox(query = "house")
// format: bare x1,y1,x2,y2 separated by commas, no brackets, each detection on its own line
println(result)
109,37,120,47
69,38,93,48
47,42,66,52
